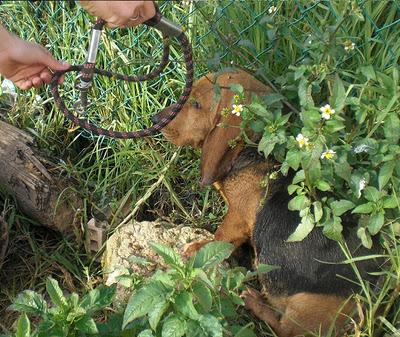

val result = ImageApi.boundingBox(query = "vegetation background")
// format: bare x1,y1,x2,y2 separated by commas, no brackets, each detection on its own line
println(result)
0,0,399,336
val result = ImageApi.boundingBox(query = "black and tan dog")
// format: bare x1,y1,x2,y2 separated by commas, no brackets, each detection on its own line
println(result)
153,70,380,336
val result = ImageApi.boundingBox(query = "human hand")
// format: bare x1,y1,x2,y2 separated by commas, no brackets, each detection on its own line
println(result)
79,1,156,28
0,31,70,90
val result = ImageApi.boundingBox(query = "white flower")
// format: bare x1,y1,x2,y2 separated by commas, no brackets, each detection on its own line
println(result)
320,104,335,120
344,40,355,51
231,104,243,116
296,133,309,148
321,149,336,160
268,5,277,14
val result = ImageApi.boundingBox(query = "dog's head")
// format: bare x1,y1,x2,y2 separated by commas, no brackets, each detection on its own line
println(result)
153,69,270,186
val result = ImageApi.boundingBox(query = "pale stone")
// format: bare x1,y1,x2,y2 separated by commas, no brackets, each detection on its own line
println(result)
102,221,213,305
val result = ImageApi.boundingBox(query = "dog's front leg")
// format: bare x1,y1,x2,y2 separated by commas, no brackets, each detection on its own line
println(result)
183,208,250,256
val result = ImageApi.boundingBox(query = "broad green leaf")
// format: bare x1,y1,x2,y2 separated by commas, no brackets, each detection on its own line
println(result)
357,227,372,249
46,278,67,308
313,201,323,222
258,134,277,158
363,186,381,202
161,314,186,337
264,93,285,106
384,113,400,143
149,300,169,331
287,212,315,242
334,159,352,183
16,313,30,337
229,83,244,94
286,149,302,170
288,195,309,211
315,180,331,192
151,270,175,287
150,242,184,271
368,211,385,235
220,297,237,317
123,281,171,328
301,109,320,129
322,216,343,241
330,74,346,113
352,202,374,214
292,170,305,184
174,291,199,320
66,306,86,322
294,66,306,80
325,119,345,133
360,65,376,80
193,269,214,289
287,184,300,195
186,320,204,337
75,315,98,334
249,103,272,119
249,120,265,133
192,281,212,313
378,161,395,190
330,200,355,216
80,285,116,312
198,314,223,337
11,290,47,315
193,241,234,269
138,330,154,337
298,78,314,109
383,196,398,209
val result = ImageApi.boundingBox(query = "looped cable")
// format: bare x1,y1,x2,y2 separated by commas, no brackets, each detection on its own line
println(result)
50,12,193,139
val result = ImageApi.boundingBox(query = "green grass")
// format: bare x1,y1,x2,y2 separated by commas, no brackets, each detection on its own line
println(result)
0,0,399,336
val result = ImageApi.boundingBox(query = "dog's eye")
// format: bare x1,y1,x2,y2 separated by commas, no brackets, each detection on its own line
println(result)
191,100,201,109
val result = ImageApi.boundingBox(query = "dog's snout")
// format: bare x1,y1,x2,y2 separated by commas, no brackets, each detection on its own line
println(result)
151,113,160,124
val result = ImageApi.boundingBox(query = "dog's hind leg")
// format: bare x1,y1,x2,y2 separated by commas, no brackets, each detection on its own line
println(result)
242,288,354,337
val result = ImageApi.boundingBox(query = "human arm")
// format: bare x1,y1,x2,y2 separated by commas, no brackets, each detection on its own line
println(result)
0,24,70,90
78,1,156,28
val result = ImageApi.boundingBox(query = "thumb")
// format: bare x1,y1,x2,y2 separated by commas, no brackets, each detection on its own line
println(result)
39,48,70,71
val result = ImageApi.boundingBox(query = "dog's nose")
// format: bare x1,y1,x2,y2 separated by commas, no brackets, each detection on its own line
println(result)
151,113,160,124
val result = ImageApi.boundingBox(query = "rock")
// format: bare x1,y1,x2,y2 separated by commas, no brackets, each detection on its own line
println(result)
102,221,213,305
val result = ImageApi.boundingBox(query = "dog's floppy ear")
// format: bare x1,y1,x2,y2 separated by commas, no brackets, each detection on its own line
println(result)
200,72,243,186
199,70,270,186
200,111,243,186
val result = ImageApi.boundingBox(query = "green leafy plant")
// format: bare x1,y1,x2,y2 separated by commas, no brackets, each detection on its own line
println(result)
122,242,273,337
8,243,274,337
226,58,399,248
9,278,116,337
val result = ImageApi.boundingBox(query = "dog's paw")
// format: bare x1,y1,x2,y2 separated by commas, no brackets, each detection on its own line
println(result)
240,287,265,310
182,239,212,257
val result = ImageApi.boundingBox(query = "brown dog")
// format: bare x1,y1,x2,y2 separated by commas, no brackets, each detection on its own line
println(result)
154,69,270,254
154,69,378,336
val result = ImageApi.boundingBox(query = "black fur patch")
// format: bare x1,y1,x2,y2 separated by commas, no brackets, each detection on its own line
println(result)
253,176,381,297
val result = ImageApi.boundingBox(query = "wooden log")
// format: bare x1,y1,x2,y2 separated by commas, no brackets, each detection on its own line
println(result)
0,120,82,233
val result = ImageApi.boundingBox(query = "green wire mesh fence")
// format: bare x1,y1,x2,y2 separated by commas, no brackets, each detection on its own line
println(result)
0,0,399,137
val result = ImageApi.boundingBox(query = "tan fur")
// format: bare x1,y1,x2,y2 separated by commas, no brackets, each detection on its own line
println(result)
157,69,270,254
242,288,354,337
